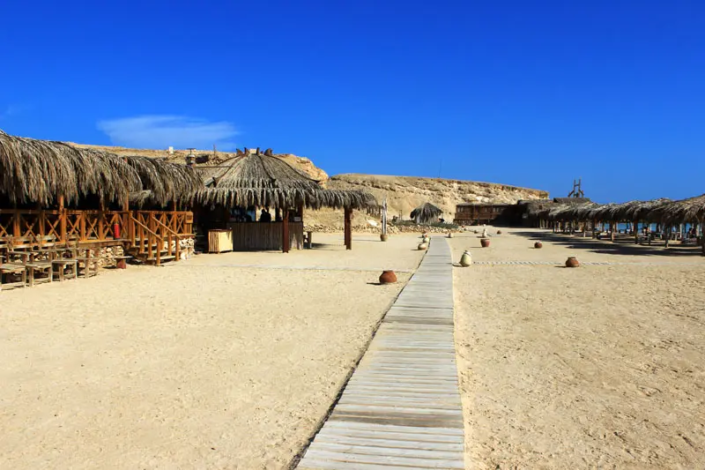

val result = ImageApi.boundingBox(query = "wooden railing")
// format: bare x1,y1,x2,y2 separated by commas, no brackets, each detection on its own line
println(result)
124,211,193,265
0,209,193,264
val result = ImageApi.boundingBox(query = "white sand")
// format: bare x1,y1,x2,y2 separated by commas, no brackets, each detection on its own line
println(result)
0,233,424,469
450,228,705,469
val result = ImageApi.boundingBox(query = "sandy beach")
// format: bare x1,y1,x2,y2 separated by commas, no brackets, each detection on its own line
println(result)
0,233,423,469
450,228,705,469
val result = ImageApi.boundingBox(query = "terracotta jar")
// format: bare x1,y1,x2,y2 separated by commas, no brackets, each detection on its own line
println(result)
566,256,580,268
447,232,453,238
418,242,428,251
423,236,430,244
481,238,490,248
459,250,472,267
534,241,543,249
380,233,388,242
497,230,503,235
379,270,397,284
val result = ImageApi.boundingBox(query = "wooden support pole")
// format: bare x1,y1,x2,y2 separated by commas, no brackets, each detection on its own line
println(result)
344,207,352,250
610,221,616,242
634,220,639,244
59,195,67,244
282,210,290,253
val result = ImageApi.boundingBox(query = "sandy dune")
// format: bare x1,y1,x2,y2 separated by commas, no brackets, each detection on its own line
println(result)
450,228,705,469
0,233,424,469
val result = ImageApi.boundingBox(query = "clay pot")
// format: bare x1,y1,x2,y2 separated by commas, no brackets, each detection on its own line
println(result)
423,236,430,244
534,241,543,249
447,232,453,238
565,256,580,268
379,270,397,284
480,238,490,248
380,233,388,242
418,242,428,251
459,250,472,267
497,230,503,235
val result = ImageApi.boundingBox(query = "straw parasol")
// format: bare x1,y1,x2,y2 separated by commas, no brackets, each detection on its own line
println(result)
410,202,443,224
649,195,705,224
194,150,378,212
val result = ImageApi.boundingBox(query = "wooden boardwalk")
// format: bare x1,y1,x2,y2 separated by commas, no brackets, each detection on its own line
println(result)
297,238,465,470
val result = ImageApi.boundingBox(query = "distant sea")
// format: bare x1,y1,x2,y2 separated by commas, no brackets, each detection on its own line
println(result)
602,223,698,233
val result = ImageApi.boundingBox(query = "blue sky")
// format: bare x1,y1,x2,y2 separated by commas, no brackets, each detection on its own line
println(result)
1,0,704,203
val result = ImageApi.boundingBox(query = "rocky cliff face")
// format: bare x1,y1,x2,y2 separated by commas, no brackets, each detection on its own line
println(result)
325,173,548,221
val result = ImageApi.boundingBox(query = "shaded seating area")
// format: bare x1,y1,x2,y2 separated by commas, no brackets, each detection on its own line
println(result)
193,148,378,253
536,195,705,255
410,202,443,224
0,130,202,290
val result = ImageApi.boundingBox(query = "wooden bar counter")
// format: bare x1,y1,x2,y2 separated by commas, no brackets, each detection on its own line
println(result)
228,222,304,251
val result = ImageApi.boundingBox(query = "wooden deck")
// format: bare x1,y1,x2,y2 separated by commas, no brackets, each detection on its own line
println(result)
297,238,465,470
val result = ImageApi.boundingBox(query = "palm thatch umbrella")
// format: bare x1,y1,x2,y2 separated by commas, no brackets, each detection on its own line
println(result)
0,129,141,205
193,151,378,212
410,202,443,224
648,195,705,225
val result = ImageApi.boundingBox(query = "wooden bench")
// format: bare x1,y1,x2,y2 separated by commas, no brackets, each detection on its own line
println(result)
0,263,27,290
113,255,132,269
26,261,53,287
76,257,99,278
304,231,313,249
52,259,78,282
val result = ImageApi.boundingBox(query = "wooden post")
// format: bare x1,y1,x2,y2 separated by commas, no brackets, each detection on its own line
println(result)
98,201,105,241
344,207,352,250
610,221,616,241
282,209,290,253
634,220,639,244
59,195,67,244
665,225,670,248
172,201,180,261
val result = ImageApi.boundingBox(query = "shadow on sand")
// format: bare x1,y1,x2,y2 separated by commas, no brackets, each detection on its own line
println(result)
513,231,703,258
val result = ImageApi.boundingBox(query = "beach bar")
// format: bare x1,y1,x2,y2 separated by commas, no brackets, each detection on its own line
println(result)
193,148,377,253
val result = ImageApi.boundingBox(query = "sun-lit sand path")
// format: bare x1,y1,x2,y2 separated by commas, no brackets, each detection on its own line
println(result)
297,238,465,470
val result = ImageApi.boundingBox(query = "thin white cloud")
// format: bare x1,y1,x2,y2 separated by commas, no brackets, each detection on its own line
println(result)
97,115,239,150
0,104,30,120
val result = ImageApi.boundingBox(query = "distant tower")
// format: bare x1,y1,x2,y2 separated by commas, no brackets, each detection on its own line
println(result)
568,178,585,198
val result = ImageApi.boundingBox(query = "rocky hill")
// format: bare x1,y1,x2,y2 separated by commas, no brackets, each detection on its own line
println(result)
66,142,548,228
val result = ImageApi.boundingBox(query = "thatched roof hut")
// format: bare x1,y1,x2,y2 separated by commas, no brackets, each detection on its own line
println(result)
193,150,378,212
410,202,443,224
0,130,202,207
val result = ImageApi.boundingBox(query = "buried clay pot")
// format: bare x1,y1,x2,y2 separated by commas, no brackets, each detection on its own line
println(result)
497,230,503,235
565,256,580,268
480,238,490,248
459,250,472,267
380,233,388,242
534,241,543,249
447,232,453,238
422,236,430,244
379,270,397,284
418,242,429,251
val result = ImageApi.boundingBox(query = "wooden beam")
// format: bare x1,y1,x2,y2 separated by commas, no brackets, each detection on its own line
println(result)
59,195,67,244
344,207,352,250
282,209,290,253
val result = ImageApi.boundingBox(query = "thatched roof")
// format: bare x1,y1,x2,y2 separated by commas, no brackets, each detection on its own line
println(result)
0,130,202,206
553,197,591,204
194,151,378,212
124,156,202,205
198,152,321,191
0,130,141,205
410,202,443,224
649,195,705,224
